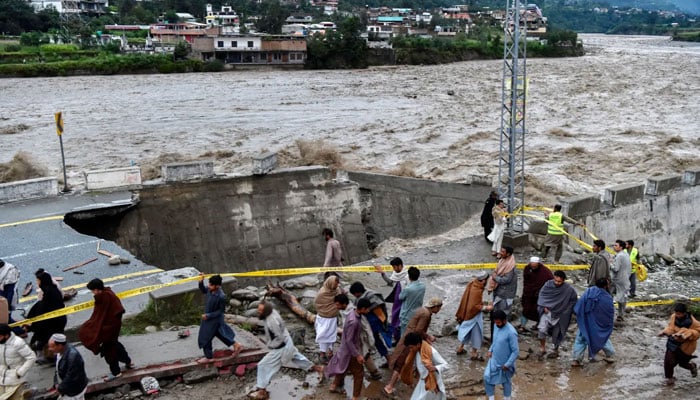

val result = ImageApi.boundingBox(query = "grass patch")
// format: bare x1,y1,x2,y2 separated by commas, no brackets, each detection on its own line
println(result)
121,292,201,335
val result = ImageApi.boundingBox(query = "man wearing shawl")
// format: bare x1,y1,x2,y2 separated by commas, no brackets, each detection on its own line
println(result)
658,302,700,385
78,278,133,380
611,240,631,321
519,257,554,333
571,278,615,367
248,301,323,400
536,270,578,359
402,332,448,400
314,275,342,362
326,298,371,400
487,246,517,340
587,240,610,288
193,274,241,364
399,267,426,338
349,282,391,362
455,271,492,360
376,257,409,343
384,297,443,397
484,310,518,400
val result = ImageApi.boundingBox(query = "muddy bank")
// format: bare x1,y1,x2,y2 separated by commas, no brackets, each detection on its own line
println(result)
102,232,700,400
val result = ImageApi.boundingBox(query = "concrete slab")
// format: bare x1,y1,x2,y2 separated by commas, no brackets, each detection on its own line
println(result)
683,168,700,186
28,327,267,397
503,232,529,249
252,152,277,175
84,167,142,190
646,174,682,196
0,177,58,204
561,193,601,219
162,161,214,182
603,183,645,207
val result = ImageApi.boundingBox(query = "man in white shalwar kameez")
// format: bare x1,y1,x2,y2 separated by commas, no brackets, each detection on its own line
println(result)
249,302,323,400
402,332,448,400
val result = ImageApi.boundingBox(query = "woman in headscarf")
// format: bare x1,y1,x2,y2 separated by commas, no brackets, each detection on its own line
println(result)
24,271,67,363
314,275,342,362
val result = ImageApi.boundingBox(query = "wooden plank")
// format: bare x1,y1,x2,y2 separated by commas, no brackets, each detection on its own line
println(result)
62,257,98,272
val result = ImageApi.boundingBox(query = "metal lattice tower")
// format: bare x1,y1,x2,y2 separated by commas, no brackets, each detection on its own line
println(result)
497,0,527,233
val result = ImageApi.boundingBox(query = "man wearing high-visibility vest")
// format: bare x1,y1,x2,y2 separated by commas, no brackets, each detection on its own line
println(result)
625,240,639,298
541,204,568,264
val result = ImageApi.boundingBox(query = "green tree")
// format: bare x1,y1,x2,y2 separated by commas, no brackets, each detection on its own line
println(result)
174,40,189,60
255,0,287,34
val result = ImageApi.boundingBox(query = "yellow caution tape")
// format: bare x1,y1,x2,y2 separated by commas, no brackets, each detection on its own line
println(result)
20,268,164,303
627,297,700,308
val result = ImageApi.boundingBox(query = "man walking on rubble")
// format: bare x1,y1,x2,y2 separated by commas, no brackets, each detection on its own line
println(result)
541,204,574,264
536,270,578,359
78,278,134,381
658,302,700,386
611,240,631,321
484,310,519,400
194,274,242,363
455,271,492,360
335,293,383,380
487,246,517,340
349,282,392,364
326,298,371,400
519,256,554,333
375,257,409,344
248,301,324,400
571,278,616,367
48,333,88,400
399,266,426,339
384,297,443,397
587,240,610,288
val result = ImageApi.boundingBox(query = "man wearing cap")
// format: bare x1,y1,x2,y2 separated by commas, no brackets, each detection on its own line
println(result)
48,333,88,400
78,278,133,381
455,272,493,360
519,257,554,333
0,323,35,400
383,297,443,397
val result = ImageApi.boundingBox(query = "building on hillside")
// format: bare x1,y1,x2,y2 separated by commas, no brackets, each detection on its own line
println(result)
192,34,306,66
286,15,314,23
205,4,240,34
281,24,309,36
31,0,108,14
150,22,213,44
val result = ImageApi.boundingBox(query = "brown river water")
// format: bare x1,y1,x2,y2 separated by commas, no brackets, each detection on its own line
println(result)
1,34,699,201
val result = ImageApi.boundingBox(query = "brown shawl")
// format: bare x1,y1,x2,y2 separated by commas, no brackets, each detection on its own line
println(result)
400,341,438,391
487,255,515,292
314,276,341,318
456,278,485,322
78,288,125,354
662,314,700,356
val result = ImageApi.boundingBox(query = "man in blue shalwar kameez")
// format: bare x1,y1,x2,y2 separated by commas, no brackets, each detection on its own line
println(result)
484,310,518,400
197,274,242,363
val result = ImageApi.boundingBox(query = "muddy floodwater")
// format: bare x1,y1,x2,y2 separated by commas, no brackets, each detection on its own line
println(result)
1,34,699,201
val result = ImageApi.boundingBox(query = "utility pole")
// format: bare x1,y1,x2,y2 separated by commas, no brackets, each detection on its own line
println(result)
497,0,527,234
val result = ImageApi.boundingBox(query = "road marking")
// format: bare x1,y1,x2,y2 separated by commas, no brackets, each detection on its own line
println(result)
2,239,100,260
0,215,64,228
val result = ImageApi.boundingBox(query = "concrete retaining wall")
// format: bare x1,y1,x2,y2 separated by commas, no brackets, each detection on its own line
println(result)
112,167,369,273
562,170,700,256
346,171,492,248
0,177,58,204
162,161,214,182
85,167,142,190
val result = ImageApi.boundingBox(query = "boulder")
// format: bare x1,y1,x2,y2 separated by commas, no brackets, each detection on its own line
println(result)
183,369,219,384
231,289,259,301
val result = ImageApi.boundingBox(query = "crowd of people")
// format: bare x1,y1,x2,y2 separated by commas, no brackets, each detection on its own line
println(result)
0,215,695,400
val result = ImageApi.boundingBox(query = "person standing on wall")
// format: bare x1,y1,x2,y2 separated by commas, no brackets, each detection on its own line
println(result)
481,191,499,242
78,278,134,381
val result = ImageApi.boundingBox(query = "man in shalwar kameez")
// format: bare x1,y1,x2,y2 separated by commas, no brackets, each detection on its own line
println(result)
402,332,448,400
248,302,323,400
571,278,616,366
325,298,371,400
314,275,342,362
484,310,518,400
455,271,492,360
536,270,578,359
196,274,242,363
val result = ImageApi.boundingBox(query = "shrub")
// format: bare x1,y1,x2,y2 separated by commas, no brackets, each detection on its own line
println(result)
4,44,21,52
203,59,224,72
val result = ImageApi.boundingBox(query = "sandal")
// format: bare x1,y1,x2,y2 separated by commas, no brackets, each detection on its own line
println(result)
471,354,485,361
103,373,122,382
248,390,270,400
456,347,467,355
